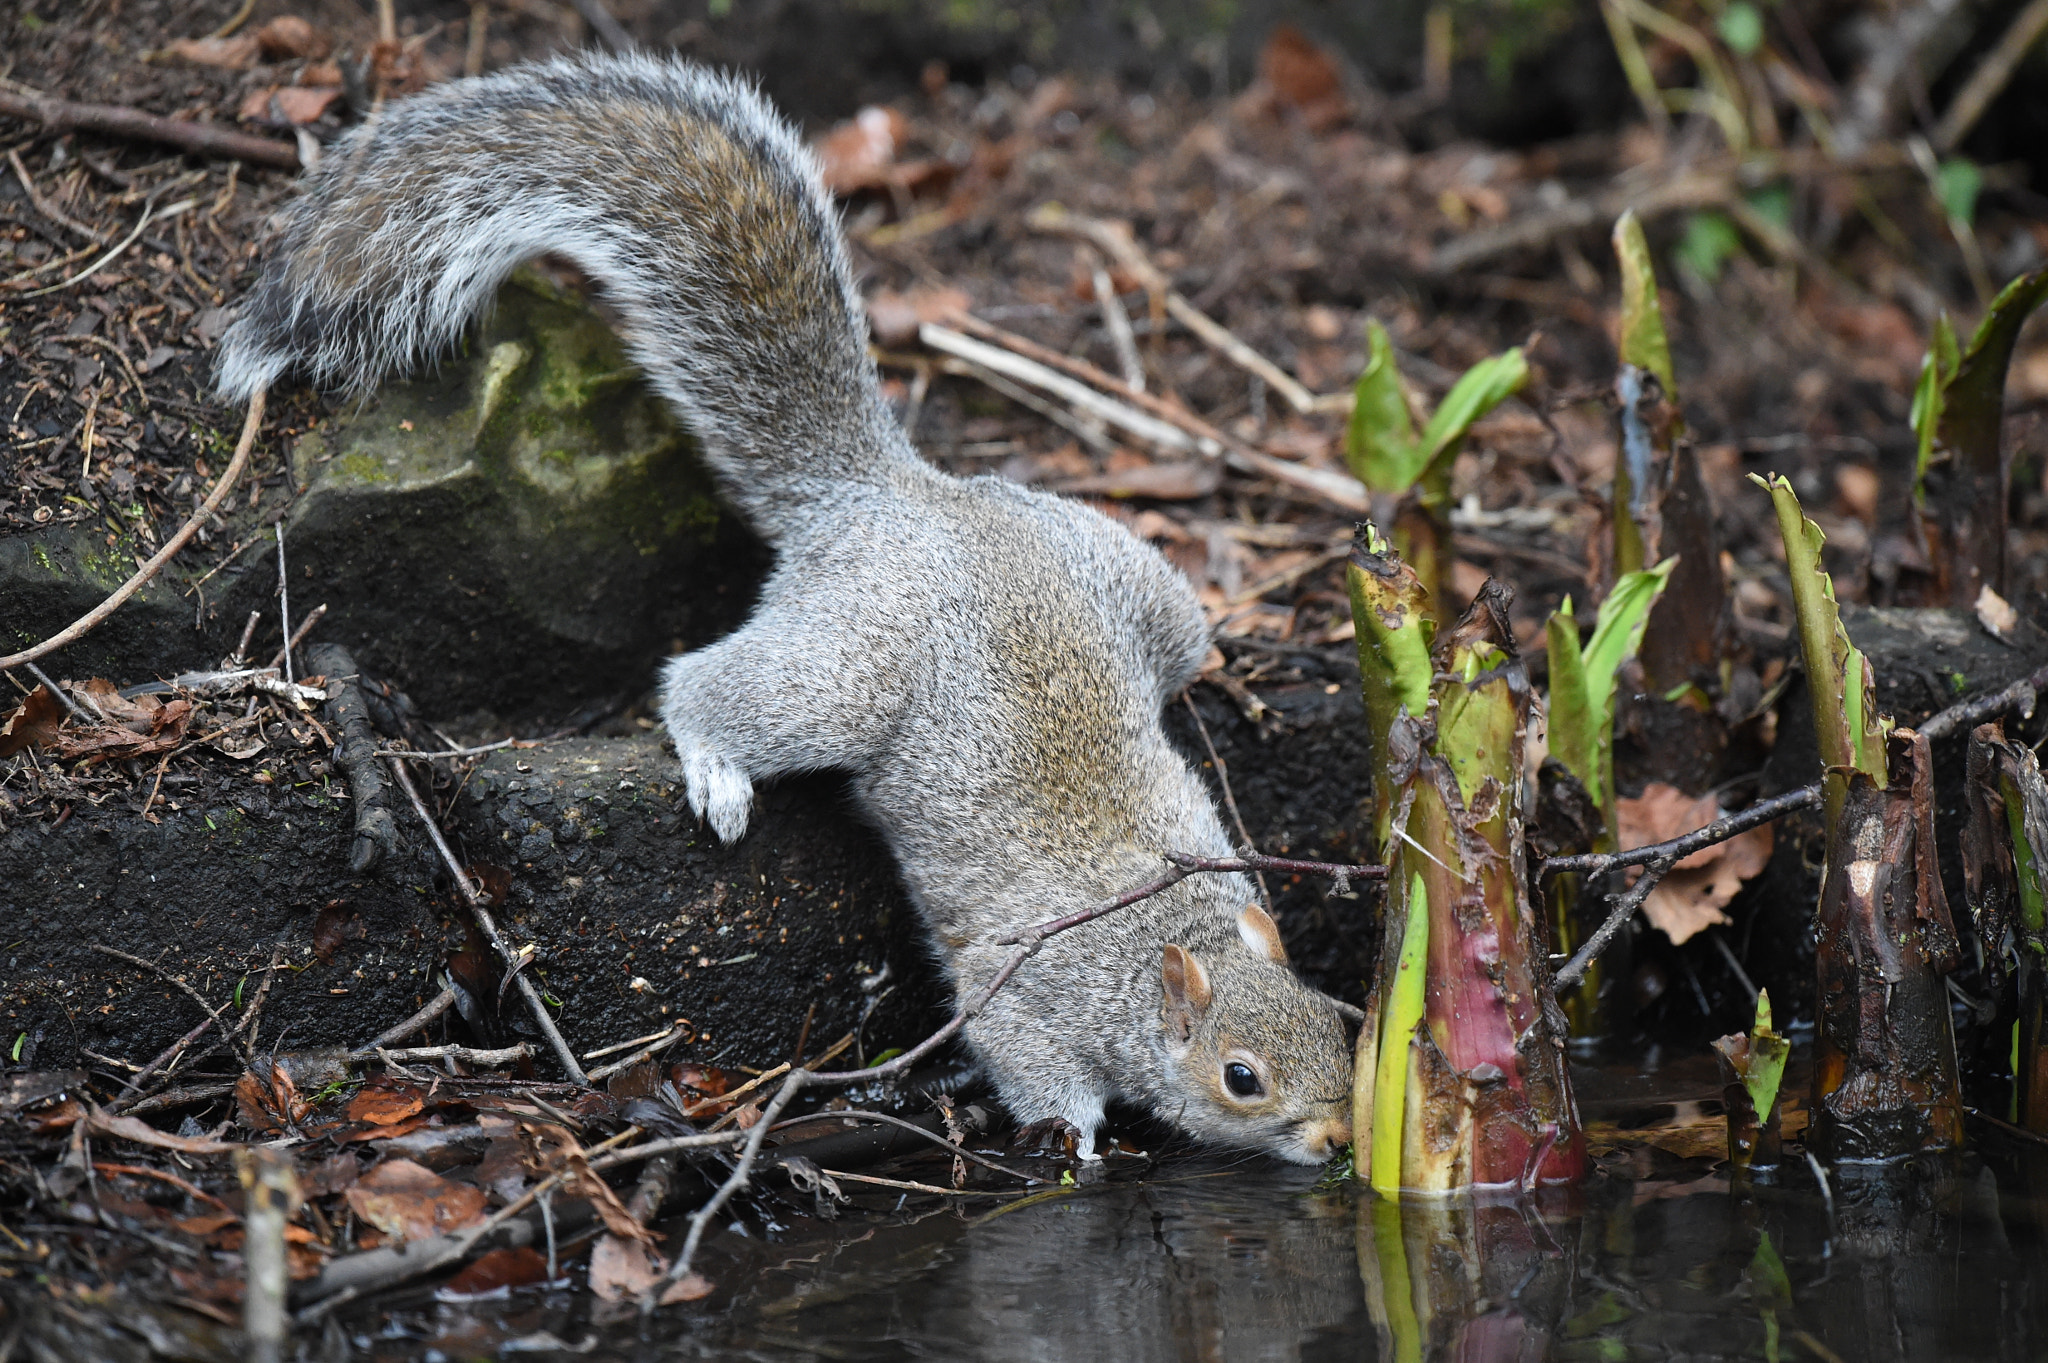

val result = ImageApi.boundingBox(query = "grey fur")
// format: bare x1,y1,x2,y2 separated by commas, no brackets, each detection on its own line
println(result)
215,53,1353,1164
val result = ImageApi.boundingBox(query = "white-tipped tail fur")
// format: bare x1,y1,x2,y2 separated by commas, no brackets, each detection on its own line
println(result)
214,52,911,539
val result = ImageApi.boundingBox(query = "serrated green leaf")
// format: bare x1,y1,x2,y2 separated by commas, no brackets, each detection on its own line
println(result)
1613,210,1675,395
1751,472,1886,808
1741,988,1791,1126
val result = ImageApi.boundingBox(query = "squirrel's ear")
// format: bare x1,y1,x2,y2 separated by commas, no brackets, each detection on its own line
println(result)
1161,944,1212,1042
1237,905,1287,963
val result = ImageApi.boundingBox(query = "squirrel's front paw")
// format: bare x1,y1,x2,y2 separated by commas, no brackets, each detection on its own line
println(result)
680,745,754,843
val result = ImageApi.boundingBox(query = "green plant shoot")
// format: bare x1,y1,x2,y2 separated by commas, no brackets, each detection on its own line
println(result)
1613,210,1674,395
1369,871,1431,1197
1751,473,1887,824
1738,989,1790,1127
1346,323,1529,496
1544,558,1675,840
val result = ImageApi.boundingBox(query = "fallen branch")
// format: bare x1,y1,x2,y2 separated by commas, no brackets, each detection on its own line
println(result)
0,89,300,168
937,310,1371,511
381,756,590,1085
1932,0,2048,152
1025,202,1323,413
0,391,265,671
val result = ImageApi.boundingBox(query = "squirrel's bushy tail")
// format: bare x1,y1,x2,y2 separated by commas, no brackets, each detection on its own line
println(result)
215,53,904,532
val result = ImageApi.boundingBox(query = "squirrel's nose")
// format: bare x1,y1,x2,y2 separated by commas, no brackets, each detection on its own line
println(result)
1304,1115,1352,1158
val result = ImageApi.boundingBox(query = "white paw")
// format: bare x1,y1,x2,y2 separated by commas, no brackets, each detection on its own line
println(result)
681,745,753,843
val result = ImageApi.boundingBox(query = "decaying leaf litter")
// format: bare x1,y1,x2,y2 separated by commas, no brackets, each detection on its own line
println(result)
5,0,2048,1351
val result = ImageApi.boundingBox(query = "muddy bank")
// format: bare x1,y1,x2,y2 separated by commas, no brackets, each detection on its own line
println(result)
4,648,1378,1081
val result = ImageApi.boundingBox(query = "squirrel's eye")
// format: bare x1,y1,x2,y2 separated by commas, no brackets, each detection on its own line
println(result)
1223,1062,1262,1098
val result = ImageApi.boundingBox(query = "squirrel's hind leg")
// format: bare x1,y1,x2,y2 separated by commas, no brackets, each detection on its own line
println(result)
659,599,909,843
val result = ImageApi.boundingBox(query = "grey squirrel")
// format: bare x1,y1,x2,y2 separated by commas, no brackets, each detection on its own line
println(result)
215,52,1352,1164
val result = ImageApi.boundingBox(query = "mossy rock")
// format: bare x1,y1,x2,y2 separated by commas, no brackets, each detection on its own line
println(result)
263,271,768,719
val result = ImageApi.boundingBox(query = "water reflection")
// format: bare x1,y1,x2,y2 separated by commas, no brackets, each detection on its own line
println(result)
679,1146,2048,1363
340,1137,2048,1358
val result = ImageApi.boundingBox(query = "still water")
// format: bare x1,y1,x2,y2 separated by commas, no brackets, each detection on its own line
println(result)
352,1063,2048,1361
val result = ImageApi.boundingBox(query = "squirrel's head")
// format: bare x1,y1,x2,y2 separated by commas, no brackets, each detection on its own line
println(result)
1157,906,1353,1165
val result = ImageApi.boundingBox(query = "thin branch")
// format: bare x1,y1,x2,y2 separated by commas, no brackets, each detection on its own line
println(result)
1180,694,1270,913
381,756,589,1084
0,90,300,168
1164,850,1390,882
1918,660,2048,740
1554,857,1676,988
351,989,457,1055
929,313,1371,512
567,0,636,51
0,391,265,670
1539,785,1820,878
1932,0,2048,152
767,1109,1045,1184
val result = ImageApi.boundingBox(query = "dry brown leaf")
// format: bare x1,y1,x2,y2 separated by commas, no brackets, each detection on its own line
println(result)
1616,783,1773,945
560,1152,657,1245
238,85,343,127
441,1246,551,1298
1053,461,1223,501
588,1233,668,1302
662,1272,716,1305
345,1083,425,1127
866,285,969,347
0,686,66,758
1978,585,2020,639
163,35,260,69
236,1060,308,1133
85,1109,240,1154
817,106,907,194
254,15,330,59
344,1158,487,1243
1254,25,1349,133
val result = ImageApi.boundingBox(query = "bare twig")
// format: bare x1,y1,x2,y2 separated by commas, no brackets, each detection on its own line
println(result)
268,603,327,673
381,756,589,1084
0,391,266,670
273,528,293,685
1026,202,1321,413
768,1109,1043,1184
88,944,241,1057
1088,253,1146,392
1540,785,1821,878
8,148,108,243
0,90,300,168
22,663,95,724
377,1042,531,1066
12,195,198,299
921,322,1196,449
1919,661,2048,740
567,0,636,51
1933,0,2048,151
1554,857,1676,988
1163,849,1390,882
1181,694,1269,913
377,736,540,761
352,988,457,1054
932,312,1371,512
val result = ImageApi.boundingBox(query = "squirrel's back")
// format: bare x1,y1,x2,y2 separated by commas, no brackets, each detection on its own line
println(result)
215,53,906,541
